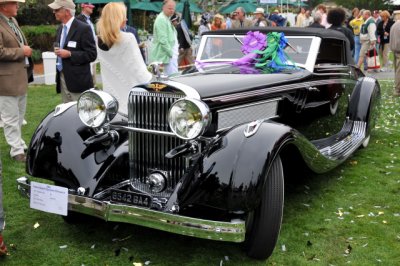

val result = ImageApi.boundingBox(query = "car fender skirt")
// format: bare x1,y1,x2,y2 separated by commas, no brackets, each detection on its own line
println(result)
347,77,381,125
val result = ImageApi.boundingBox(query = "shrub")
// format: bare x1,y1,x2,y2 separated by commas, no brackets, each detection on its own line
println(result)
31,49,42,64
21,25,58,62
17,4,56,26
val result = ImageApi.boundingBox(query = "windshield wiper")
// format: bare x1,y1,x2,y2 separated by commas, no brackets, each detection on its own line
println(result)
233,34,243,45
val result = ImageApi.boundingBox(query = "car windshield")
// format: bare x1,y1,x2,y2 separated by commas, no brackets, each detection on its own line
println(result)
198,35,312,66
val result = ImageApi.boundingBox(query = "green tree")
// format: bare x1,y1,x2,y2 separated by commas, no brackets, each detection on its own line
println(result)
307,0,324,9
332,0,393,10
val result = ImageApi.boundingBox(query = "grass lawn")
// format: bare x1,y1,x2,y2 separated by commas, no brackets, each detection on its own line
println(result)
0,80,399,265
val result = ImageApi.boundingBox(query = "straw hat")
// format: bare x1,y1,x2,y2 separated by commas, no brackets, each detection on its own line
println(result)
254,7,265,14
48,0,75,10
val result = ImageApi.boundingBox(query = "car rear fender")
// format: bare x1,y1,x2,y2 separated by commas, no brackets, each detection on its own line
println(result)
347,77,381,132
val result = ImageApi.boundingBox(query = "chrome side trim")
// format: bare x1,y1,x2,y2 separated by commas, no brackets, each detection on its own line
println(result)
319,121,366,160
287,120,367,174
217,99,279,131
16,177,245,243
205,78,355,103
54,102,76,117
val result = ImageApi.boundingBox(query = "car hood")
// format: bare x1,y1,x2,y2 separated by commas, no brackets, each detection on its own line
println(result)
170,65,312,98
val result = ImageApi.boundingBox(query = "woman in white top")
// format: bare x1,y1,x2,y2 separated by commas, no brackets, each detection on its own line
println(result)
96,2,152,114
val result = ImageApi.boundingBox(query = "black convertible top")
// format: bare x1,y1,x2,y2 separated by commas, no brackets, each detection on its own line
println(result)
203,26,348,42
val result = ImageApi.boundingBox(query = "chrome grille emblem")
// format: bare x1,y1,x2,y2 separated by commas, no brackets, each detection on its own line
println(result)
128,90,186,198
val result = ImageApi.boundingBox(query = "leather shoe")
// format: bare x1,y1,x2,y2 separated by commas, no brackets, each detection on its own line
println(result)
12,153,26,162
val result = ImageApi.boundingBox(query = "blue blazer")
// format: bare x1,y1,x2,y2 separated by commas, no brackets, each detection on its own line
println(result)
56,18,97,93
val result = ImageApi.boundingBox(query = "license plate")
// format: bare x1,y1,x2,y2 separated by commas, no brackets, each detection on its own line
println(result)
110,189,152,208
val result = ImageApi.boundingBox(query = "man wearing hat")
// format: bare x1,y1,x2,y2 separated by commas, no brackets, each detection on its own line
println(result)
269,9,286,27
76,3,95,39
358,10,376,69
48,0,97,103
76,2,97,84
0,0,33,162
253,7,269,27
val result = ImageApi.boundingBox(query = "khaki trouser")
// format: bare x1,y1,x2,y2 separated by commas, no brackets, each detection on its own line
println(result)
358,41,371,67
394,52,400,94
0,94,27,157
91,61,97,86
60,72,81,103
379,43,390,67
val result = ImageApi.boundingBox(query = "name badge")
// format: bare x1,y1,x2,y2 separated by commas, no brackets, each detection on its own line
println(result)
67,41,77,48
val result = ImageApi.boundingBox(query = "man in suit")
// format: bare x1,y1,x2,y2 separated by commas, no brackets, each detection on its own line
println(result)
76,2,97,85
48,0,97,103
76,2,95,39
232,7,253,28
0,0,33,162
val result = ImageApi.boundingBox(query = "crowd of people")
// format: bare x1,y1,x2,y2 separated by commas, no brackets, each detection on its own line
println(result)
1,0,400,255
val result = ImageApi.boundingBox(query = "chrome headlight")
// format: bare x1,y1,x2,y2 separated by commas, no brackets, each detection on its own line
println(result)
77,89,118,128
168,98,211,140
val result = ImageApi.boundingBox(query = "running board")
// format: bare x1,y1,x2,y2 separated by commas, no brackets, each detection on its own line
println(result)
312,120,366,160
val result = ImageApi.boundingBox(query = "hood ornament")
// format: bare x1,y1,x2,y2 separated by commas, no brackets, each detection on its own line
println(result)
148,62,168,81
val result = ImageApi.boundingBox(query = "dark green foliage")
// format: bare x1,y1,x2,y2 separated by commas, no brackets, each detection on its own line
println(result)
30,49,42,64
332,0,393,10
20,25,57,62
17,4,56,26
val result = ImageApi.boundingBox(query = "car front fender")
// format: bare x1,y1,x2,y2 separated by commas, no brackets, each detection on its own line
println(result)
177,121,294,212
27,103,129,196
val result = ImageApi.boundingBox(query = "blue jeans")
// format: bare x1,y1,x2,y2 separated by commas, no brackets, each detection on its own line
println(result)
354,35,361,64
0,158,4,231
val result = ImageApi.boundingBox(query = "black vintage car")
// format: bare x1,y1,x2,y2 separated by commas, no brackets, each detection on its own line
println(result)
17,27,380,260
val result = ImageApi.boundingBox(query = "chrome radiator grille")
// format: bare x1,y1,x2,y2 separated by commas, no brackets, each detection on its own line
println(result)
128,90,186,197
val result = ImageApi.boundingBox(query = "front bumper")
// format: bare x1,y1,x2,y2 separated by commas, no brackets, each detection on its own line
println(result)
17,177,246,242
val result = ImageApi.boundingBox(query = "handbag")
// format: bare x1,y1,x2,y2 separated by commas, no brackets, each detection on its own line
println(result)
367,48,380,70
